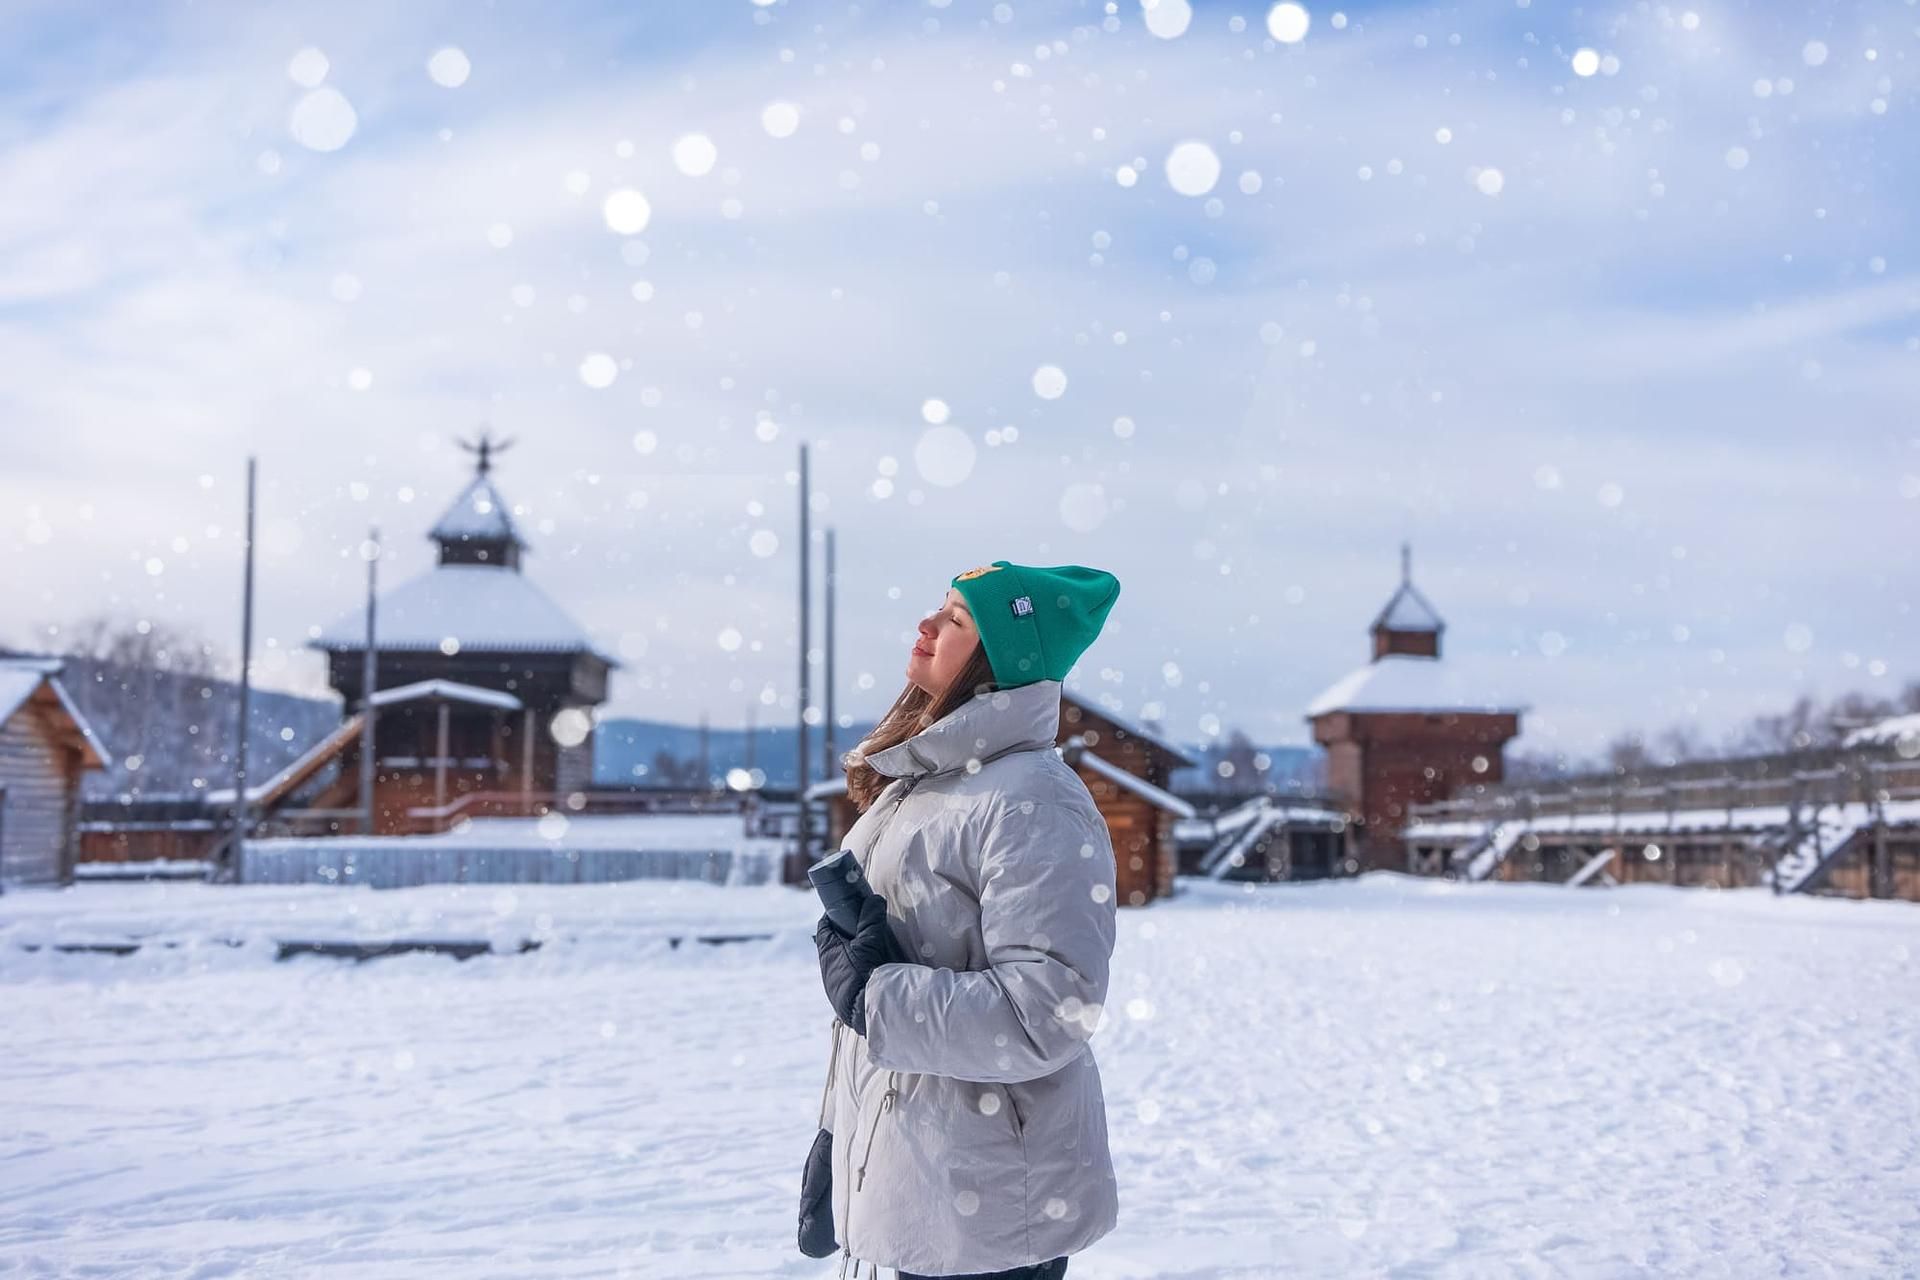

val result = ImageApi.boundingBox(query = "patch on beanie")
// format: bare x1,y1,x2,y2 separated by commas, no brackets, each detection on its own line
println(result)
1010,595,1034,617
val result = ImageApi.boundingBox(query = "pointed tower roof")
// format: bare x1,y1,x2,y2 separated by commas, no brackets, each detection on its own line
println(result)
429,430,526,569
430,473,524,548
311,431,612,665
1306,548,1522,718
1369,543,1444,657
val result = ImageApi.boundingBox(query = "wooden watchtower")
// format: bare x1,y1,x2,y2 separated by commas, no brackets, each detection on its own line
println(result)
306,435,617,829
1307,546,1524,869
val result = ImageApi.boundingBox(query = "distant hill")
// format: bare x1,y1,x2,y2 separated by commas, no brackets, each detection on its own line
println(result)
1169,743,1324,796
593,718,881,790
28,655,345,802
14,644,1324,803
594,715,1321,796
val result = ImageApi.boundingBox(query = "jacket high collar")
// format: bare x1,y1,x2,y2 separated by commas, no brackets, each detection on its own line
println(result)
862,678,1063,779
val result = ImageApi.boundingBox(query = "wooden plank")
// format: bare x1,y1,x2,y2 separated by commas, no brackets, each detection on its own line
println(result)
275,938,541,962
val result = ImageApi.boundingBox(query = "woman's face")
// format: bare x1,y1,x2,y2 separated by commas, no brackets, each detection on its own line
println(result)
908,588,979,695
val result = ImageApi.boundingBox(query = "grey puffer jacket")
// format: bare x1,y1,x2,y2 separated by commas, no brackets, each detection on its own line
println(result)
817,677,1120,1277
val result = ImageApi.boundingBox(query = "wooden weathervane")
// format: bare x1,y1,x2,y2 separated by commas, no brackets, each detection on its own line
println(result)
457,427,517,475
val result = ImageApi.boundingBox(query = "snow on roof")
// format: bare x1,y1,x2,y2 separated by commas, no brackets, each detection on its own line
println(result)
1405,797,1920,846
0,662,53,725
1204,793,1345,833
1371,581,1444,633
207,713,365,805
429,474,526,548
310,564,610,659
1306,653,1528,718
804,776,849,801
1062,691,1198,766
1844,713,1920,751
253,812,785,854
369,679,523,712
1062,738,1197,818
0,657,112,768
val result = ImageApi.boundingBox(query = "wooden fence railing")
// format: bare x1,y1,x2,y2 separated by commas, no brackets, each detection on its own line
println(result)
1410,753,1920,829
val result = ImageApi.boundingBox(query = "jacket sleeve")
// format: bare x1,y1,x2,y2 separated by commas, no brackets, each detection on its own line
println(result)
861,796,1118,1084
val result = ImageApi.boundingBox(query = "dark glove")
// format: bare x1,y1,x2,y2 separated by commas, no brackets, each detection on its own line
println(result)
815,892,908,1036
797,1126,836,1258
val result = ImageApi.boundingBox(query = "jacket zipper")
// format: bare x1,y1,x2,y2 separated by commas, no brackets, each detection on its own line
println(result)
856,771,920,878
1003,1083,1025,1136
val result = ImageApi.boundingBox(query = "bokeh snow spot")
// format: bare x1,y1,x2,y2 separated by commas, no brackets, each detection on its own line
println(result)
287,47,329,88
673,134,718,177
1142,0,1192,40
579,353,618,389
603,189,652,235
1165,141,1220,196
1060,482,1108,533
1266,2,1310,43
427,47,471,88
289,88,357,152
762,101,800,138
550,709,592,748
914,425,976,486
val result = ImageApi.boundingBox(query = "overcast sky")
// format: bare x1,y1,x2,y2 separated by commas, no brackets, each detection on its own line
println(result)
2,0,1914,755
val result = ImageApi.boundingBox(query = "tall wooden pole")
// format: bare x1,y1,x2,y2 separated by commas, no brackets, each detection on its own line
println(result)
796,441,811,865
360,525,380,834
228,456,258,883
698,711,711,791
823,525,836,781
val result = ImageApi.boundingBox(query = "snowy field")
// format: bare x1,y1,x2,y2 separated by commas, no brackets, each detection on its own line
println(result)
5,876,1919,1279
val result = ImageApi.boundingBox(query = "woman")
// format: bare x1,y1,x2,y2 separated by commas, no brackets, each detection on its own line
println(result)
813,559,1123,1280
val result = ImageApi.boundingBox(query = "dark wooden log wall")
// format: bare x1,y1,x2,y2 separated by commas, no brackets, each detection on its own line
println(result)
0,701,80,885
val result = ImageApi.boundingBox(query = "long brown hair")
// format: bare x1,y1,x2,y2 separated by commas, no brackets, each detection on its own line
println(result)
842,642,1000,811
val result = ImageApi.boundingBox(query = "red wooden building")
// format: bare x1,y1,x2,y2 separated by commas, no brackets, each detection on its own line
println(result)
1307,547,1525,869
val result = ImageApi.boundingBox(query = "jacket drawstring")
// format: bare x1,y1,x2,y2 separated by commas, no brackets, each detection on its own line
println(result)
838,1251,884,1279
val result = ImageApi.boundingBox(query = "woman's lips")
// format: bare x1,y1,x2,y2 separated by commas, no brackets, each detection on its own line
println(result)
911,644,932,657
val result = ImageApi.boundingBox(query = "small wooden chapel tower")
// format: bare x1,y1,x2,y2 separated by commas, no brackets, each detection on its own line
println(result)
1307,546,1524,869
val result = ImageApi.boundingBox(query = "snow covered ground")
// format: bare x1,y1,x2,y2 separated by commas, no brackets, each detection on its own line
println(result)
5,875,1919,1278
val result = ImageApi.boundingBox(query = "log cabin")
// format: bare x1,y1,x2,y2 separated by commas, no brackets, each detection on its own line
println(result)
0,657,112,887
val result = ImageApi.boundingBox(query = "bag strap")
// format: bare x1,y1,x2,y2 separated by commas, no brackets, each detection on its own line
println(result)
817,1017,842,1129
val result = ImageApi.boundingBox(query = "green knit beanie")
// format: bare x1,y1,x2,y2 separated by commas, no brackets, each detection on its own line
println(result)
949,560,1121,689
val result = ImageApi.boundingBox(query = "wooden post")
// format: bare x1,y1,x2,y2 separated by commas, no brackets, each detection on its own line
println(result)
360,525,380,834
1872,788,1890,900
521,708,535,815
823,524,836,782
796,440,812,868
228,455,257,884
1777,773,1802,897
435,700,450,822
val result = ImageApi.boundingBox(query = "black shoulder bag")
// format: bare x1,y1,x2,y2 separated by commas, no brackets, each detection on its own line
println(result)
798,1018,842,1258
